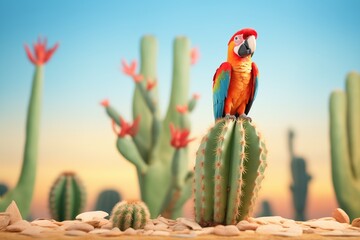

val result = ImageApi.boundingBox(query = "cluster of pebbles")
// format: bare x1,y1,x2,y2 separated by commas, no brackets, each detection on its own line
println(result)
2,201,360,238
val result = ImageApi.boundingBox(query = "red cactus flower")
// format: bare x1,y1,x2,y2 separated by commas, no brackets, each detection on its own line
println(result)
121,59,143,83
146,78,157,91
24,37,59,66
100,99,109,107
169,123,195,149
190,47,200,65
192,93,201,100
112,116,141,138
176,105,188,114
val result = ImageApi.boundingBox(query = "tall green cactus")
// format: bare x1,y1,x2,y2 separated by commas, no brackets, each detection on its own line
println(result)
102,35,198,218
0,38,58,217
49,172,86,221
194,118,267,226
330,72,360,220
288,129,311,221
94,189,122,215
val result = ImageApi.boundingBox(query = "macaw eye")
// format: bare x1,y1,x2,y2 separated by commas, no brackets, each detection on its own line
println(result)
234,35,242,45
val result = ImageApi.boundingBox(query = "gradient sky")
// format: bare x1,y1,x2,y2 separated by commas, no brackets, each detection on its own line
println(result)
1,0,360,219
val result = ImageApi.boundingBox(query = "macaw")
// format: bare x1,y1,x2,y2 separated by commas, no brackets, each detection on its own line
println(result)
213,28,259,121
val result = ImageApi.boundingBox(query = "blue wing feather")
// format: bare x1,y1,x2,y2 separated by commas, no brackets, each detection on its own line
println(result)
213,62,232,120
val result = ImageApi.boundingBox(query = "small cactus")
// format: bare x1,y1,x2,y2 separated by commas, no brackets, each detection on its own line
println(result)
194,118,267,226
49,172,86,221
110,200,150,231
94,189,122,216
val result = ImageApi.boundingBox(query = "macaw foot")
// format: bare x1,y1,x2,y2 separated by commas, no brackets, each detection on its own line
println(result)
224,114,236,121
238,114,252,122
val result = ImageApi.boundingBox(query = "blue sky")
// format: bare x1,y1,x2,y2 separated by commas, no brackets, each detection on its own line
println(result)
1,0,360,218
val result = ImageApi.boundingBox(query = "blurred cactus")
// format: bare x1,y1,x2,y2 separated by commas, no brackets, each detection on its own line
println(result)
288,129,311,221
194,119,267,226
49,172,86,221
94,189,122,215
102,36,198,218
330,72,360,220
0,183,8,197
110,200,150,231
257,200,273,217
0,38,58,217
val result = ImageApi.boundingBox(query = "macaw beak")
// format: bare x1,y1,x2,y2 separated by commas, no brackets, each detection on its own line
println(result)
236,35,256,57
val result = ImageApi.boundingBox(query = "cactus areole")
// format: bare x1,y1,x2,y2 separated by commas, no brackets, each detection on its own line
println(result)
194,118,267,226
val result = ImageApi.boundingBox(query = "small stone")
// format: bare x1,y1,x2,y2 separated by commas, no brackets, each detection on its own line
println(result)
256,224,283,234
76,211,108,222
255,216,284,224
143,230,154,235
196,227,214,235
124,227,137,235
20,226,43,237
332,208,350,224
6,220,31,232
352,218,360,228
101,227,124,236
0,213,11,231
172,223,190,231
101,221,113,229
144,222,155,230
302,219,347,230
31,219,58,228
153,223,169,231
223,225,240,236
178,218,202,230
5,201,22,224
65,230,87,236
152,230,171,236
236,220,259,231
65,222,94,232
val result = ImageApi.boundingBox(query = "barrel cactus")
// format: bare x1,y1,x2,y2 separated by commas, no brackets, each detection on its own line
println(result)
194,118,267,226
110,200,150,231
94,189,122,215
49,172,86,221
330,72,360,220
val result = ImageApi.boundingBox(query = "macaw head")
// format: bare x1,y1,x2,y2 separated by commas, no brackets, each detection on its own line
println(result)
227,28,257,60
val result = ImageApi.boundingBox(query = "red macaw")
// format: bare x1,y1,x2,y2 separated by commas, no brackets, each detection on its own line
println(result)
213,28,259,121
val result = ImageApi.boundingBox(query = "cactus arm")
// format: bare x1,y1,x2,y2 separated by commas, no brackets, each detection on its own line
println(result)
116,137,148,174
152,37,191,165
104,105,147,161
133,36,158,159
0,66,43,217
346,73,360,178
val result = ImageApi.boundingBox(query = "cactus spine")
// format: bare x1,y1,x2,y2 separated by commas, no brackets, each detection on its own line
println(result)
0,38,58,217
330,72,360,220
103,36,198,218
194,118,267,226
49,172,86,221
94,189,122,215
288,129,311,221
110,200,150,231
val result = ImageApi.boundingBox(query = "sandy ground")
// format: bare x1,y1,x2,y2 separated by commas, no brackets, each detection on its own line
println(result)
2,232,360,240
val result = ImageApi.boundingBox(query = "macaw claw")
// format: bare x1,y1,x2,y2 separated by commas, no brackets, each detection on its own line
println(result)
224,114,236,121
238,114,252,122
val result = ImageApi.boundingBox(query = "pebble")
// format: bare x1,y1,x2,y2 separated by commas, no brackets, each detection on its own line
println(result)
152,222,169,231
214,225,240,236
124,227,137,235
236,220,259,231
31,219,59,228
5,201,22,224
178,218,202,230
302,219,347,230
89,228,111,234
76,211,108,222
6,220,31,232
0,213,10,231
65,222,95,232
20,226,43,237
332,208,350,224
352,218,360,227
